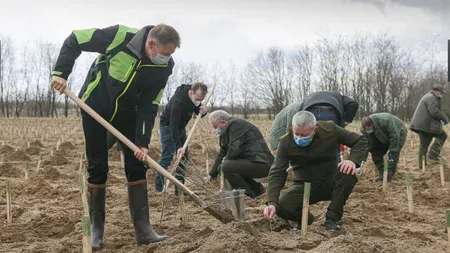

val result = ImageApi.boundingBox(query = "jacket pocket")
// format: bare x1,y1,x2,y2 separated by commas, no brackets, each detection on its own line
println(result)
108,52,137,82
430,120,441,134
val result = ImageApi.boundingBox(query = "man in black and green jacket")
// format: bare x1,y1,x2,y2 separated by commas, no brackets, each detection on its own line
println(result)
51,24,180,250
361,113,407,182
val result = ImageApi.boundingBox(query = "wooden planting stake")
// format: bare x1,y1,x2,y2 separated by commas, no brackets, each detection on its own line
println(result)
15,147,18,152
79,153,84,172
405,172,414,213
6,181,12,224
120,152,124,169
205,153,209,176
383,158,388,192
179,191,187,226
220,170,224,191
36,154,42,172
56,140,60,150
372,164,376,182
50,149,53,156
24,161,29,180
301,182,311,237
79,168,92,253
27,142,30,148
447,209,450,250
422,155,426,172
439,156,445,187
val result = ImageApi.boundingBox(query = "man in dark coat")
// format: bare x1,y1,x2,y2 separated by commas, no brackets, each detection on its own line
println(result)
206,110,274,198
409,85,449,168
264,111,367,231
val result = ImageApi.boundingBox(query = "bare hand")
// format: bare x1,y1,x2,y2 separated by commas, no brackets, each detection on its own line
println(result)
204,175,212,183
338,160,356,175
264,205,277,220
177,147,185,158
199,106,208,115
51,76,67,94
134,147,148,162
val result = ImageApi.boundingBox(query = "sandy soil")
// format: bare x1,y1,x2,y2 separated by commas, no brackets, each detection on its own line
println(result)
0,117,449,253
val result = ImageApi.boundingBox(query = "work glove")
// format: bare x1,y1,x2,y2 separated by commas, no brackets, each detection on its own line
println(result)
387,151,395,162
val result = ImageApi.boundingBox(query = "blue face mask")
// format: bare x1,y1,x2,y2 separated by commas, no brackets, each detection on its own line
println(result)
294,135,313,147
216,128,223,136
366,129,374,134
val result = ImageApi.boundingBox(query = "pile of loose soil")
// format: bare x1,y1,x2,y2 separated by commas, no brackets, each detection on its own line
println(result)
30,140,44,148
0,163,22,178
108,148,121,161
59,142,75,151
43,154,70,166
5,150,30,161
0,144,15,154
25,147,40,156
42,167,61,181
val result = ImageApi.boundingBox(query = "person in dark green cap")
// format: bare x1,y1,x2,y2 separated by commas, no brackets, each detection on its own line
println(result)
409,85,449,169
361,113,407,181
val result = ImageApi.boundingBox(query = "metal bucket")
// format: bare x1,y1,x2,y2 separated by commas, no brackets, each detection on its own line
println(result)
214,189,246,220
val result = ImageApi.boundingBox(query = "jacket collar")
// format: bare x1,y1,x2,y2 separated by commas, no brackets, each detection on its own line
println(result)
126,25,155,59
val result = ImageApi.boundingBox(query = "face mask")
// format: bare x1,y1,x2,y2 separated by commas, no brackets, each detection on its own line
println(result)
366,129,374,134
216,128,223,136
294,135,313,147
191,99,201,106
150,46,171,65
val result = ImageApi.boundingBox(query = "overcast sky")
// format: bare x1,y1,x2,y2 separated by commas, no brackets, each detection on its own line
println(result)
0,0,449,68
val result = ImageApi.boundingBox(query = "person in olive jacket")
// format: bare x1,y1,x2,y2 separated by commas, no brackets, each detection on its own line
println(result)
409,85,449,168
263,111,367,231
361,113,407,181
205,110,274,198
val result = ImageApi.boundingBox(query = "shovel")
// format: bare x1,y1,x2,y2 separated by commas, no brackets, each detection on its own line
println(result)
62,88,234,224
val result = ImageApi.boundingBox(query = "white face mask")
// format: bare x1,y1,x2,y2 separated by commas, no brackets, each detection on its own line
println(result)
150,46,171,65
191,99,201,106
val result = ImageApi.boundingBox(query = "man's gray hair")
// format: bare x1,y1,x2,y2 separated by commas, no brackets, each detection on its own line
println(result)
147,23,181,48
292,111,316,128
209,110,231,123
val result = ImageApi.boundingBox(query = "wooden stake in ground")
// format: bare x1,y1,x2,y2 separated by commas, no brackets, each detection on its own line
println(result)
422,155,426,172
24,161,29,180
56,140,60,150
301,182,311,237
205,153,209,176
383,158,388,192
405,172,414,213
439,156,445,187
447,209,450,250
79,152,84,172
120,152,124,169
79,167,92,253
6,181,12,224
36,154,42,172
179,191,187,226
220,169,225,191
372,164,376,182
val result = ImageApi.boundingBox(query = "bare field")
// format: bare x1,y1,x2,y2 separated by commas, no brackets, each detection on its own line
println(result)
1,117,450,253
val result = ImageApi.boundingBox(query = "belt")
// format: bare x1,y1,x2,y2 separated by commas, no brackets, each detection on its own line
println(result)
310,105,335,111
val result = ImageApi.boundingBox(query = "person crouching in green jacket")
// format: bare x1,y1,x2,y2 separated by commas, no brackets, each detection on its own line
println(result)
361,113,407,181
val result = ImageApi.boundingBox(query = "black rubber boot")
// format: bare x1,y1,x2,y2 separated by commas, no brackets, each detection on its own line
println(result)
244,178,265,198
325,218,341,231
375,167,383,181
87,183,106,252
128,180,168,245
387,170,395,182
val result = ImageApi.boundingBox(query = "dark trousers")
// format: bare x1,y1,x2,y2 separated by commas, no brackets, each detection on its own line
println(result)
219,159,270,197
307,106,342,162
82,112,147,184
106,131,122,151
277,171,357,222
370,137,404,175
418,131,447,168
155,125,188,191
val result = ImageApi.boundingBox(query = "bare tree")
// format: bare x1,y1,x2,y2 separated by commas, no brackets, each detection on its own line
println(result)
291,44,313,101
0,36,15,117
248,47,293,116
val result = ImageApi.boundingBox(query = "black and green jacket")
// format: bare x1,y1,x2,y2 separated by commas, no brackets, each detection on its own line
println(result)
52,24,174,147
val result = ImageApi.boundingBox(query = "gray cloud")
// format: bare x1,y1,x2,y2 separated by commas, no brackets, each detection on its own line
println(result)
345,0,450,16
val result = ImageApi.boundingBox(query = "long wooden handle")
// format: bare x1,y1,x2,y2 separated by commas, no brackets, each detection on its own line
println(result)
64,88,204,206
164,84,217,189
